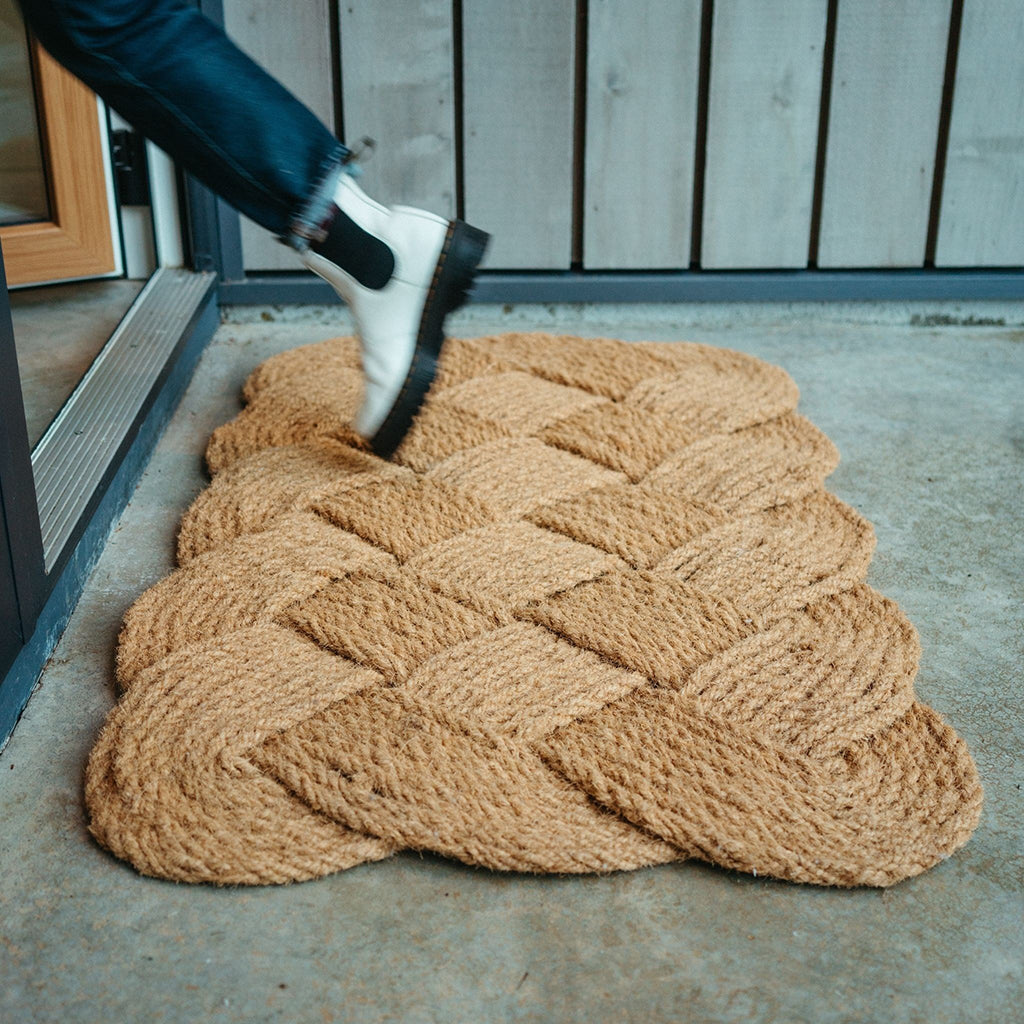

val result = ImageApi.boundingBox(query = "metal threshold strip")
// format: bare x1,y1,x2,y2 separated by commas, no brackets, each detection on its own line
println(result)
31,268,217,572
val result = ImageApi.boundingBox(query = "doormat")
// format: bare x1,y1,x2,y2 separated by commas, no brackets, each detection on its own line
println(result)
86,333,982,886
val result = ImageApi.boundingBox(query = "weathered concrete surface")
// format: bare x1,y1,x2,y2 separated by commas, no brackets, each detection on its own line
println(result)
1,300,1021,1024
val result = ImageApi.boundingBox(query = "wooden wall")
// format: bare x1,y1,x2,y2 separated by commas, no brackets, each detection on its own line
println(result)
223,0,1024,274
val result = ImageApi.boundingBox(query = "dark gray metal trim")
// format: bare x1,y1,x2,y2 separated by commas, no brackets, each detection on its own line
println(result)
182,173,218,273
218,269,1024,306
0,512,19,688
0,246,46,631
0,254,33,672
217,274,335,305
214,192,246,281
184,174,245,281
197,0,225,22
0,279,219,747
32,268,217,573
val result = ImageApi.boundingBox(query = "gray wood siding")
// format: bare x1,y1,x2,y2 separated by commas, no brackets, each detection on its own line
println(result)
702,0,827,269
936,0,1024,266
462,1,577,269
583,0,702,269
224,0,333,272
817,1,951,268
226,0,1022,275
339,0,456,217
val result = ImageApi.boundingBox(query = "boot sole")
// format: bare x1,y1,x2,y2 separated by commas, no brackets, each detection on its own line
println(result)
367,219,491,459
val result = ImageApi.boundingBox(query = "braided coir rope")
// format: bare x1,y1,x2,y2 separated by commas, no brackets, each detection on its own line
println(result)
85,332,982,886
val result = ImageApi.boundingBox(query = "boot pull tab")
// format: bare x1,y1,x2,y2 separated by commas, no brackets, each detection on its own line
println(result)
342,137,377,178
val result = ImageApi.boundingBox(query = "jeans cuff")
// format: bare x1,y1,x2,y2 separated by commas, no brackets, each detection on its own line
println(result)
284,146,349,251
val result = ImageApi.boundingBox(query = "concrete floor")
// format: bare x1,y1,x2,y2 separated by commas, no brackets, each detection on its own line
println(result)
1,300,1021,1024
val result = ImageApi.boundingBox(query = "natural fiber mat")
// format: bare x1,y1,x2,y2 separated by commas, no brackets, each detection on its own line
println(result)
85,332,982,886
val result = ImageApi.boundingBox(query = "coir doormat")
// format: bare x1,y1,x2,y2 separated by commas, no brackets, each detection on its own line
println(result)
86,333,981,886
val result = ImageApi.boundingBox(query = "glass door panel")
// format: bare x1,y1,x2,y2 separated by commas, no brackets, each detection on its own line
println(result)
0,0,50,226
0,6,119,287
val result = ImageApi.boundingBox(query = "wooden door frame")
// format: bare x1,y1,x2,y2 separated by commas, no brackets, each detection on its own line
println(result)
0,40,118,287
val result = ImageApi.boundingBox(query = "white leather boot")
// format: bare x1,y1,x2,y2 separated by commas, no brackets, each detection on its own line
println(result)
300,172,489,457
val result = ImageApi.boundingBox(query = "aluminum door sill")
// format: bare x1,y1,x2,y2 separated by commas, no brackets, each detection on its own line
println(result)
31,267,217,572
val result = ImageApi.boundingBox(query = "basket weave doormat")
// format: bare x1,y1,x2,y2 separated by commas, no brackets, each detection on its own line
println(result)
86,332,981,886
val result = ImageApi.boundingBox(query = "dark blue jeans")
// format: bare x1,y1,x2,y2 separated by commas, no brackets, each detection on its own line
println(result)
17,0,348,247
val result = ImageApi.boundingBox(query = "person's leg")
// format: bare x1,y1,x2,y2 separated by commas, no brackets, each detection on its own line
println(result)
18,0,345,246
17,0,489,456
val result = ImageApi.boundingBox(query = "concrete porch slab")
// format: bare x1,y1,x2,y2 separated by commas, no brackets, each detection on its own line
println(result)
1,300,1021,1024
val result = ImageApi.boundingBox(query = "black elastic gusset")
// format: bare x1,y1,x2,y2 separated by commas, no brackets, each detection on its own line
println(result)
312,208,395,289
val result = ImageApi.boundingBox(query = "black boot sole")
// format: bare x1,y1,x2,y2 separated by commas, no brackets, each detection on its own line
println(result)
367,220,491,459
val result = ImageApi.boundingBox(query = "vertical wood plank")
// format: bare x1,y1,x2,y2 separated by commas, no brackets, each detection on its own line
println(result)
936,0,1024,266
462,2,576,269
817,1,951,268
701,0,827,269
339,0,456,216
223,0,334,271
583,0,702,269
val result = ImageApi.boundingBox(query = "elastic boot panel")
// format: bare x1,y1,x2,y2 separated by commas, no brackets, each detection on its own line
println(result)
313,208,395,289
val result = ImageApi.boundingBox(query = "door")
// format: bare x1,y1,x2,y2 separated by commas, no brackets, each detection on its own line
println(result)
0,0,119,286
